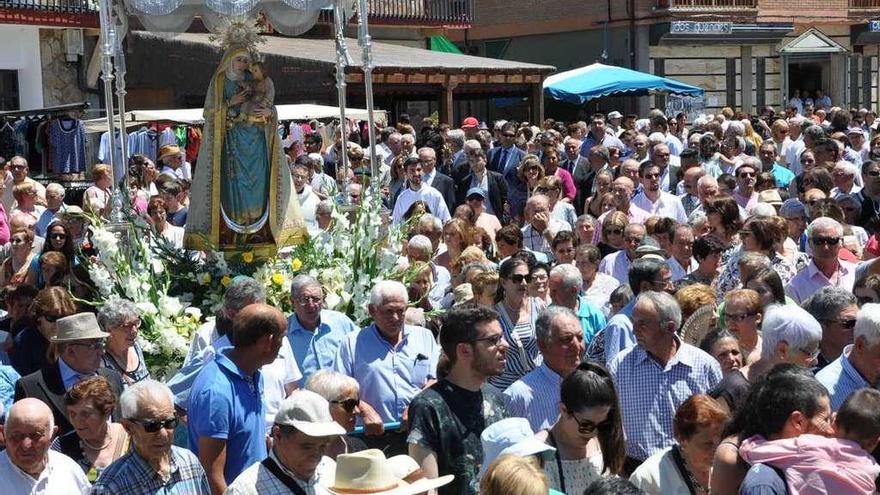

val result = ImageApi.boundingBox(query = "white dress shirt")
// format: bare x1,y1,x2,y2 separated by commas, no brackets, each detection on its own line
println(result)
0,449,90,495
631,190,687,223
391,184,450,224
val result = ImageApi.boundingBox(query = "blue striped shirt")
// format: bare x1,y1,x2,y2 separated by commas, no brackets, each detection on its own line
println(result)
503,364,563,432
609,338,722,461
90,445,210,495
816,344,868,411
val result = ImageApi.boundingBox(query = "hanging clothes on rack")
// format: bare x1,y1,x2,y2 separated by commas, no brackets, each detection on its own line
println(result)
48,117,86,173
98,130,126,181
0,121,16,159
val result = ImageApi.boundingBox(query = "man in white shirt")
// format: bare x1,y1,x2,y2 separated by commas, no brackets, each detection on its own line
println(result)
667,225,698,282
391,157,450,224
3,156,46,213
291,160,320,234
0,398,90,494
632,162,687,223
521,194,570,258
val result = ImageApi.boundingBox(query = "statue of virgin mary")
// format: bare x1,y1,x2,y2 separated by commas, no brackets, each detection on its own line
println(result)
184,31,304,254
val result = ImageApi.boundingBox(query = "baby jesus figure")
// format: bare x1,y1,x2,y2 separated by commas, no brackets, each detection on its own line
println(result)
238,61,275,123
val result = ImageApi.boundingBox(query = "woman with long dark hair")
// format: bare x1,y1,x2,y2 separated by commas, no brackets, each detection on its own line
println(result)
25,220,75,288
489,256,545,391
538,361,626,494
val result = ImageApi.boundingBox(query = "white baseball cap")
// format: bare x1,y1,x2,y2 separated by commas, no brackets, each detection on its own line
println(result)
274,390,347,437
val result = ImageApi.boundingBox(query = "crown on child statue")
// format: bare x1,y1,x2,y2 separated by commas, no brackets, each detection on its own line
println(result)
210,17,266,62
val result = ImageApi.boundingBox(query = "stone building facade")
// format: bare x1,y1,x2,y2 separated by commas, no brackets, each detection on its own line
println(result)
452,0,880,115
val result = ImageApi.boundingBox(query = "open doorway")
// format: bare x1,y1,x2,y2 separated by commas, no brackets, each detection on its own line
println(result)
788,59,829,100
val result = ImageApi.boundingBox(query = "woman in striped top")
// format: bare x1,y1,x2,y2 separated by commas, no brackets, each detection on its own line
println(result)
489,256,545,391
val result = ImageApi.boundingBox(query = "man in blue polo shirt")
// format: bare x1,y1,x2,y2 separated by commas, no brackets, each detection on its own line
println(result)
334,280,439,454
188,304,289,495
286,274,359,385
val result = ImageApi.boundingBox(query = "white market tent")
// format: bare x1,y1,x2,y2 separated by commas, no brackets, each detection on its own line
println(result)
84,103,387,133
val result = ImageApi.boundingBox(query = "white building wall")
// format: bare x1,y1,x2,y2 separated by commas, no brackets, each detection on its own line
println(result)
0,25,44,110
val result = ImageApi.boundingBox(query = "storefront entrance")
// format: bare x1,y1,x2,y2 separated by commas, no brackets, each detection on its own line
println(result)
780,28,848,109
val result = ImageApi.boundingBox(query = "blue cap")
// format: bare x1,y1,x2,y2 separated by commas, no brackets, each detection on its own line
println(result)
465,187,486,199
478,418,555,480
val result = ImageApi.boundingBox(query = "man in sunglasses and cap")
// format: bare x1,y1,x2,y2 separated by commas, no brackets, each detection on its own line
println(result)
14,312,124,436
91,380,210,494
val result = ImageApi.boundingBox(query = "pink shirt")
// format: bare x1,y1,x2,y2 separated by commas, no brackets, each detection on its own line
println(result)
734,188,759,211
740,434,879,495
784,259,857,304
475,212,502,242
592,204,653,244
554,168,577,202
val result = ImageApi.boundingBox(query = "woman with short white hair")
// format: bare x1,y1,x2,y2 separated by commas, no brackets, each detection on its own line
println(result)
305,369,367,458
759,304,823,368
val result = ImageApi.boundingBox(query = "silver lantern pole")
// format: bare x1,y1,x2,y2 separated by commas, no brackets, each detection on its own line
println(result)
356,0,378,182
113,10,130,189
334,0,353,208
98,0,117,182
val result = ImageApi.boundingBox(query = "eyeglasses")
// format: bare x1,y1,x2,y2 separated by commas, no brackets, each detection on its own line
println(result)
508,274,533,284
867,170,880,177
10,238,26,245
330,398,360,413
738,230,753,237
605,228,623,236
835,319,857,329
70,341,106,351
296,295,323,305
568,410,608,434
49,233,67,240
472,334,505,347
129,416,179,433
811,237,841,246
799,346,821,361
119,319,142,329
726,312,757,322
738,172,755,178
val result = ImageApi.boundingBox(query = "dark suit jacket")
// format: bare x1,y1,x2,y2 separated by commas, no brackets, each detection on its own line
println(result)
14,362,125,435
456,170,508,221
487,146,526,174
429,172,456,214
572,160,597,216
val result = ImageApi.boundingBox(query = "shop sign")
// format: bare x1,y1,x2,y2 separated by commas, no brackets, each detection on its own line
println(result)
870,20,880,32
670,21,733,35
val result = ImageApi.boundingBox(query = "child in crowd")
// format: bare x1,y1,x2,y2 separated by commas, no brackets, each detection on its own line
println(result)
738,388,880,495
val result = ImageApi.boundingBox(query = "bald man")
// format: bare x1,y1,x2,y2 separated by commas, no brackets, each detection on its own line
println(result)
0,398,90,492
592,177,652,244
188,304,290,494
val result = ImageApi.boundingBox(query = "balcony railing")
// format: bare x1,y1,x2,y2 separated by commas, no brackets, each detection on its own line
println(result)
657,0,757,10
319,0,473,28
0,0,96,14
851,0,880,8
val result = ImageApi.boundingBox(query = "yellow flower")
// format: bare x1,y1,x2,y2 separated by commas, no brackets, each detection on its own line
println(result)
242,251,254,263
271,272,284,286
291,258,303,272
221,275,233,287
198,273,211,285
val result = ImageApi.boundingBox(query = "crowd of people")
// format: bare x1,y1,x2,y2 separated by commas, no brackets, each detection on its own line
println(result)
0,101,880,495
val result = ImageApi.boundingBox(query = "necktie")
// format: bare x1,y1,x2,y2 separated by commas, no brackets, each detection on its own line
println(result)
499,148,508,171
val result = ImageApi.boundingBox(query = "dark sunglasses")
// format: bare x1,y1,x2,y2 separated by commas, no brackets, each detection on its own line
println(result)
738,172,755,178
43,314,61,323
472,334,505,347
811,236,841,246
605,228,623,236
330,398,359,413
568,410,609,434
836,319,857,329
508,274,533,284
49,233,67,240
868,170,880,177
130,416,179,433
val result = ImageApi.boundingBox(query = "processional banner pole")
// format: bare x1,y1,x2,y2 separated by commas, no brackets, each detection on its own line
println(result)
98,0,118,183
113,9,131,189
334,0,353,207
356,0,379,184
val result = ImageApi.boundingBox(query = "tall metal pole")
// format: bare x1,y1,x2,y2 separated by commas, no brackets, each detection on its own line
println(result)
113,13,130,189
357,0,379,183
334,0,353,207
98,0,117,180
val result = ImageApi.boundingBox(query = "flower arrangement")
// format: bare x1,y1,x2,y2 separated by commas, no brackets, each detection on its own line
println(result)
85,184,418,377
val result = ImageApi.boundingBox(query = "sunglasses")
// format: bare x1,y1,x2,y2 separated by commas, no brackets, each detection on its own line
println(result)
568,410,608,434
330,398,359,413
508,274,533,284
472,334,505,347
836,319,857,329
130,416,179,433
70,341,106,351
726,312,756,322
738,172,755,178
811,237,841,246
605,228,623,236
868,170,880,177
49,233,67,240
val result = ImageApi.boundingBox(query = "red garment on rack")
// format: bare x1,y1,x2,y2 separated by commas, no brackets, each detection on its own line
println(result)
186,127,201,164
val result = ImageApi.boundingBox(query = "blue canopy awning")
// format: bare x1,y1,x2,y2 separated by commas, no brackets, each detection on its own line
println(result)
543,63,704,105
